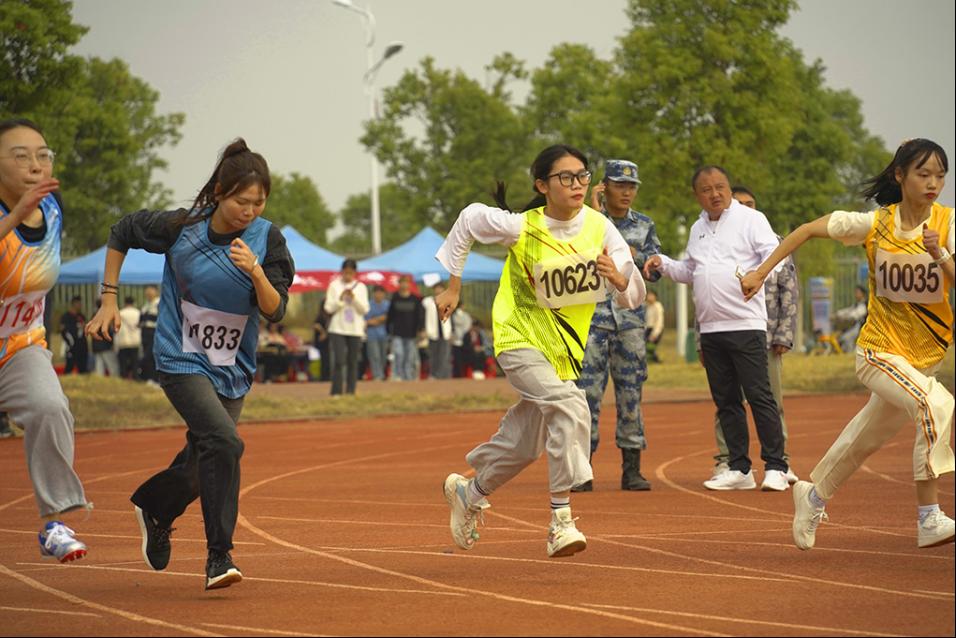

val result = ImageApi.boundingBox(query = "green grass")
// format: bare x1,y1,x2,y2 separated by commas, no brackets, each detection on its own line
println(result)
58,375,516,431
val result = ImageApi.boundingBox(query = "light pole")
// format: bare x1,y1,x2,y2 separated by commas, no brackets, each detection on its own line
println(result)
332,0,403,255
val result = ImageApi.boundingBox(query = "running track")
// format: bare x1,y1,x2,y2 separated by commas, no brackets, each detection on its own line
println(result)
1,395,953,636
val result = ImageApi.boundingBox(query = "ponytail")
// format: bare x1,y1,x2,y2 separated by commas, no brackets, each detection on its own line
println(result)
176,138,270,226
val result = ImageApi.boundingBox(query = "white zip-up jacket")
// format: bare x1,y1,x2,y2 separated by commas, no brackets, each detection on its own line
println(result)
660,200,781,334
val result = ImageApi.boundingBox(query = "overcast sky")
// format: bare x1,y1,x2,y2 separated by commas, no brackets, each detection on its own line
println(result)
71,0,956,226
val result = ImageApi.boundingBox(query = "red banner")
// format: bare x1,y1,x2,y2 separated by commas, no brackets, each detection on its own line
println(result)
290,270,419,294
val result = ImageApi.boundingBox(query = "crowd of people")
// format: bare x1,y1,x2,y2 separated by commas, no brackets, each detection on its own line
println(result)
1,115,952,593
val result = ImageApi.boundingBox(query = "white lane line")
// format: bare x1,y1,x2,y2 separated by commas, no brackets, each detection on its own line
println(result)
0,527,264,545
0,605,101,618
253,514,539,534
860,464,955,496
0,563,219,636
582,603,907,637
202,623,333,637
13,562,466,598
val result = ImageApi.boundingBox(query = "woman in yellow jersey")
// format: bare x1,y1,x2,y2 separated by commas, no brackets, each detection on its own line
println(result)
434,145,646,558
741,139,954,550
0,119,90,562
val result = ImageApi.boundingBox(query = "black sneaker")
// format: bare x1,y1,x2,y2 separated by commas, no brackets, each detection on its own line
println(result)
0,413,14,439
134,506,173,570
205,551,242,590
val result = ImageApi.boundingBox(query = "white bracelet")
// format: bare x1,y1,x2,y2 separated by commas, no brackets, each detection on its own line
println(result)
931,248,952,265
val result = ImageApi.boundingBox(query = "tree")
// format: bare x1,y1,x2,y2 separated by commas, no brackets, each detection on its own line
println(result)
331,182,421,256
362,56,536,231
1,0,184,254
264,172,335,245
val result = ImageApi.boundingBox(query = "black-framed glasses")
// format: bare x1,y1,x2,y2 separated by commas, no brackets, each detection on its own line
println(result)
547,170,592,187
3,149,56,168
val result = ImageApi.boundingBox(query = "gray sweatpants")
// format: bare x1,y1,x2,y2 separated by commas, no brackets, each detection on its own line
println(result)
0,346,87,517
466,348,592,494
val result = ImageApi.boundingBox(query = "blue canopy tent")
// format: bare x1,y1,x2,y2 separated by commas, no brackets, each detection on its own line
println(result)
358,227,504,283
58,245,166,285
281,225,344,271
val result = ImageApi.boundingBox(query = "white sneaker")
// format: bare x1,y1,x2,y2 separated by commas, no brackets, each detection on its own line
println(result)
918,510,956,548
761,470,790,492
703,469,756,491
443,473,489,550
711,462,729,479
547,507,587,558
785,468,799,484
38,521,88,563
792,481,827,550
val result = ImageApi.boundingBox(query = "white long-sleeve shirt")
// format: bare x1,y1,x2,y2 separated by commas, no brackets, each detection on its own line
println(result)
324,277,370,337
660,199,781,334
422,296,453,340
436,203,646,310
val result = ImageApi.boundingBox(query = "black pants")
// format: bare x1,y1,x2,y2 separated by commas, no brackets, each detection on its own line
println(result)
700,330,786,474
130,373,244,553
118,347,139,379
64,343,89,374
140,328,156,381
329,333,360,395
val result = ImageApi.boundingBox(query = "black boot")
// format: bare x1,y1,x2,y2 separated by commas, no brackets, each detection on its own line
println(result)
621,448,651,491
571,453,594,492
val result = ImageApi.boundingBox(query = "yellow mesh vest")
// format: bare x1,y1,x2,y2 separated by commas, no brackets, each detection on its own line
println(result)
857,202,953,367
492,206,606,380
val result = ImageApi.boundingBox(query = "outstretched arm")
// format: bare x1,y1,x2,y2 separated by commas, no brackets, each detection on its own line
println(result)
741,215,832,300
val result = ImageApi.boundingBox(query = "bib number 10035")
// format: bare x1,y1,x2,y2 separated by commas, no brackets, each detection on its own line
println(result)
533,253,606,309
875,249,943,304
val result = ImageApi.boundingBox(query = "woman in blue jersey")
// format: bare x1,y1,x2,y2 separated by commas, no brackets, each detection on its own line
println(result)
86,139,294,590
435,145,646,558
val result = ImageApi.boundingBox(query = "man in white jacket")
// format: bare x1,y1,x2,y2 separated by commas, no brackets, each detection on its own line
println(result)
422,282,453,379
645,166,789,492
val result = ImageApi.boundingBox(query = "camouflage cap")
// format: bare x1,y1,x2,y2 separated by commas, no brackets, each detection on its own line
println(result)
604,159,641,184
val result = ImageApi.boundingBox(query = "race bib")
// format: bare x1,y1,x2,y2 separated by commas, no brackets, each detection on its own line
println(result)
180,299,247,366
875,249,944,304
533,252,606,309
0,291,45,339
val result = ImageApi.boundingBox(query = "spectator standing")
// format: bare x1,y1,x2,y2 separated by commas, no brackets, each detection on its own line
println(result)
450,302,473,378
60,295,89,374
423,282,453,379
324,258,369,395
90,298,119,377
644,290,664,363
139,284,160,383
116,295,142,379
386,275,423,381
364,286,390,380
313,306,331,382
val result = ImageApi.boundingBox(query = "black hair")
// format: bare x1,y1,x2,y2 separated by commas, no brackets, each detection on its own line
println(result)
124,296,135,305
70,295,82,303
341,258,358,271
493,144,589,213
0,118,44,143
731,184,755,200
691,165,730,190
860,139,949,206
176,138,270,226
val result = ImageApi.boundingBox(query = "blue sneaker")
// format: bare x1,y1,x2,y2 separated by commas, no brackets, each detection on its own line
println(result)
39,521,88,563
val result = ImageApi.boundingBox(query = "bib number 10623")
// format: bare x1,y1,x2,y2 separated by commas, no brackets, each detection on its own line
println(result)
533,253,606,309
875,249,943,304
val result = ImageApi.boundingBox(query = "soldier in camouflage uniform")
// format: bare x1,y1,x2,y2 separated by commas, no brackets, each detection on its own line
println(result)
573,160,660,492
702,186,799,481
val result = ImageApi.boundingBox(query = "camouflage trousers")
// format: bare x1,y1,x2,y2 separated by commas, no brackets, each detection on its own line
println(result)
575,327,648,454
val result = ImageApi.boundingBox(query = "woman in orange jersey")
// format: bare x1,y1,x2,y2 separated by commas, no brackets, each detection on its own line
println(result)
0,119,90,562
741,139,954,551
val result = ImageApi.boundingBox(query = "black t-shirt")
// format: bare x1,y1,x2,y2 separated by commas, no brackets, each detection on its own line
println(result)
386,293,424,339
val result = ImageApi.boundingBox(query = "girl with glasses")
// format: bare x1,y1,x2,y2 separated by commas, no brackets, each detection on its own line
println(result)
436,144,646,558
0,118,91,564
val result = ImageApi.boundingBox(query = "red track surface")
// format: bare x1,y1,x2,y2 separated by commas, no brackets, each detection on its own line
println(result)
1,394,953,636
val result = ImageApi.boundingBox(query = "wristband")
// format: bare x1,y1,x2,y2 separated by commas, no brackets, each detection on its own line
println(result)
931,248,952,265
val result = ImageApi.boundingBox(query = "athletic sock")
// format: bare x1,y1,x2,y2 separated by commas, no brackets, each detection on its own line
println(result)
468,478,488,506
550,496,570,511
809,486,827,509
918,504,940,525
